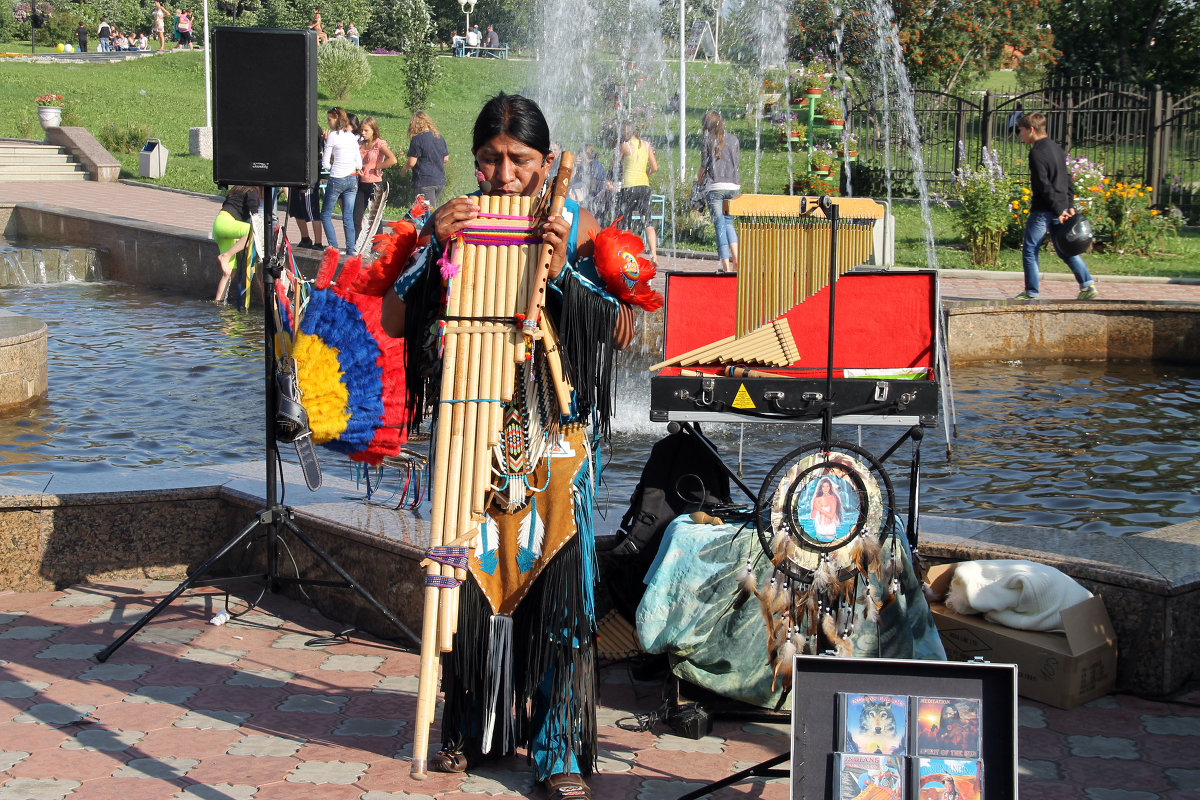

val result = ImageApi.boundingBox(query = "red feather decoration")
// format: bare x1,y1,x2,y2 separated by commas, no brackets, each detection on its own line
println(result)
591,223,664,312
314,247,341,290
354,220,419,297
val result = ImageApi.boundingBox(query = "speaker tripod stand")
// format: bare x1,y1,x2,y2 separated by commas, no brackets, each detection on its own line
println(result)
97,194,417,662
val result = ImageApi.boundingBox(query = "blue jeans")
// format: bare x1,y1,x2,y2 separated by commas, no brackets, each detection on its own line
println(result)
706,188,738,261
1022,210,1093,296
321,174,358,254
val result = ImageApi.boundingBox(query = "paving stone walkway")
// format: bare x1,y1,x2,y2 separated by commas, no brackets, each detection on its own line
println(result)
2,581,1199,799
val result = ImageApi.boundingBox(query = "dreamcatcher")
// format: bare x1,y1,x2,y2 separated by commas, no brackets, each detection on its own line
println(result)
743,439,907,691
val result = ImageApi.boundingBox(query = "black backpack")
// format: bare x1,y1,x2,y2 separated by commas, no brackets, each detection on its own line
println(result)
601,429,733,622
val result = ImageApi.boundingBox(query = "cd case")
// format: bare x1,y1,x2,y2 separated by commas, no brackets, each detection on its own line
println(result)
836,692,910,755
910,756,983,799
911,696,983,759
831,752,905,799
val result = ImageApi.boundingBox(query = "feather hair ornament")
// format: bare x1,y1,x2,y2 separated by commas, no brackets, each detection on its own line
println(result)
590,223,664,312
772,627,797,692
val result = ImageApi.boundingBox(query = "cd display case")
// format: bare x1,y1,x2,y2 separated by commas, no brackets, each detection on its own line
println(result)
790,655,1017,800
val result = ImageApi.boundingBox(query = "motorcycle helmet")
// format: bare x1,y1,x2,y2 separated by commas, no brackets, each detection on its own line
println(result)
1053,213,1094,257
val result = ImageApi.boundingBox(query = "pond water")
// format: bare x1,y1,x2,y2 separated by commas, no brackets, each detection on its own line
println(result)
4,282,1199,537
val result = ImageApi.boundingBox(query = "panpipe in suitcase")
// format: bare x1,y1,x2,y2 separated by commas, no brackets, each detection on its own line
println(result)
727,194,884,336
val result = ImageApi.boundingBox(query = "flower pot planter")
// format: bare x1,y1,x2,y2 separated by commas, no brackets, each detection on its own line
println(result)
37,106,63,130
823,118,845,129
806,87,823,95
789,96,809,107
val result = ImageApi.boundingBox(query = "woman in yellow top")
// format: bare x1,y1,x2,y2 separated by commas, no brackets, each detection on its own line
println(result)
614,122,658,263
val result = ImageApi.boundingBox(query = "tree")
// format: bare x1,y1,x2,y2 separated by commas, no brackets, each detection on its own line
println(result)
396,0,442,112
1049,0,1200,94
889,0,1057,92
787,0,876,71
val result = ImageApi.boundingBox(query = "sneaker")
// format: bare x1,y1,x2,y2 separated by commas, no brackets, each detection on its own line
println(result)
1015,291,1037,300
297,237,313,249
1078,285,1099,300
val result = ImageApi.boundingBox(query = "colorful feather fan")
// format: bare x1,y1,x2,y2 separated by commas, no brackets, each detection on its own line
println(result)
590,223,664,312
292,229,417,465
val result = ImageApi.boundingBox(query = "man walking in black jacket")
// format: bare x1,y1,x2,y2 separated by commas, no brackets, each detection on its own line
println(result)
1015,112,1098,300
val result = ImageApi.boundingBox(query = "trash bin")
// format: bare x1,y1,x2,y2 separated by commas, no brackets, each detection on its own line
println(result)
138,139,168,178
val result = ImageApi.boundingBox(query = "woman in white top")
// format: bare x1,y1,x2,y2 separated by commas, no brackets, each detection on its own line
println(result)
321,106,363,255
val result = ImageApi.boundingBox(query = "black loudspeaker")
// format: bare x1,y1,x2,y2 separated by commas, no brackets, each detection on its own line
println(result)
213,27,318,187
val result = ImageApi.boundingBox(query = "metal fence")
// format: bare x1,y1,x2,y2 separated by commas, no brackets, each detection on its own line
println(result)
847,77,1200,221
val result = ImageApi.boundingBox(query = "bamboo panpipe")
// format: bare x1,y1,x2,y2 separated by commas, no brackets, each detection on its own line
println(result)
410,235,467,780
649,318,798,371
724,194,883,336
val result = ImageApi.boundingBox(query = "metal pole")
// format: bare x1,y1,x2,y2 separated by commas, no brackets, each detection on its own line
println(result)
679,0,687,182
203,0,212,129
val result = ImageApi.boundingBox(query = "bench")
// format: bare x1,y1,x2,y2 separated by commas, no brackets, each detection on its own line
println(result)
456,44,507,59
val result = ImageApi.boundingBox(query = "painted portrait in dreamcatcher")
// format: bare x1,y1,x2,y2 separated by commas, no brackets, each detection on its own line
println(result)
763,444,886,575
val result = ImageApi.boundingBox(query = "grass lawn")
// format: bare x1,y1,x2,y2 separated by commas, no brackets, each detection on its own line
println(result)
2,50,1194,276
0,50,539,210
893,202,1200,277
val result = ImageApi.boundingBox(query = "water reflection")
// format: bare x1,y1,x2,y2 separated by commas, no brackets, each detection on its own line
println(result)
3,283,1198,537
0,283,264,470
602,356,1200,538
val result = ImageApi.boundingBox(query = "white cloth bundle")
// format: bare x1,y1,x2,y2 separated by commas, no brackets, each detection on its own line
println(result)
944,559,1092,632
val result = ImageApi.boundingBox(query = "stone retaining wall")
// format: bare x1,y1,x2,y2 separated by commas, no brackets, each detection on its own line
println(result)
947,300,1200,364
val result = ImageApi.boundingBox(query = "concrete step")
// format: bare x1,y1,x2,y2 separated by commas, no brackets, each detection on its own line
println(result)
0,140,89,182
0,164,88,180
0,152,76,165
0,161,86,174
0,144,68,157
0,172,87,182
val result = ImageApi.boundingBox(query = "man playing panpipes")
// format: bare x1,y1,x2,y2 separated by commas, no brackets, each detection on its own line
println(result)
381,94,636,800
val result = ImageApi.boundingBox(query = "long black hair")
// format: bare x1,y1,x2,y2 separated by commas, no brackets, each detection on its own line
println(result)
472,93,551,157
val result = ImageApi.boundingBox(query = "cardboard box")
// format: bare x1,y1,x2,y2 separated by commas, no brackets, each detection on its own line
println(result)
926,562,1118,709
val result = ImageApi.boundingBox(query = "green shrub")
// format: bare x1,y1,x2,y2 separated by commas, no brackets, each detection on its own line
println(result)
98,120,152,154
14,108,35,139
317,37,371,101
946,145,1017,267
1091,180,1180,256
